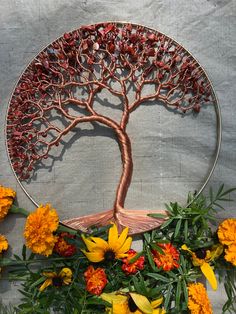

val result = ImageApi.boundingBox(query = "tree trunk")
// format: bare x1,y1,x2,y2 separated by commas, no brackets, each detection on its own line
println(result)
113,128,133,216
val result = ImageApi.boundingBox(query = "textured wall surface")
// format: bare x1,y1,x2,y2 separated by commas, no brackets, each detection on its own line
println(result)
0,0,236,311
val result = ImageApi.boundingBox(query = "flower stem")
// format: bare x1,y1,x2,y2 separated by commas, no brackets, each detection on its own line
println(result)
10,204,29,217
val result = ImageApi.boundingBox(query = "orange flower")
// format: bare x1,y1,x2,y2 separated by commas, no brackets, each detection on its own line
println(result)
188,282,213,314
54,232,77,257
122,249,145,274
84,265,107,295
218,218,236,246
24,204,59,256
0,185,16,221
0,234,8,254
224,244,236,266
151,243,179,271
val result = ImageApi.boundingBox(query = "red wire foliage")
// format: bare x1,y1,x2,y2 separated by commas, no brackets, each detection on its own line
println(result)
6,22,213,234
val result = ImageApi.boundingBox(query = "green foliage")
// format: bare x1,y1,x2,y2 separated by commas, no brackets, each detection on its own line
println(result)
0,185,236,313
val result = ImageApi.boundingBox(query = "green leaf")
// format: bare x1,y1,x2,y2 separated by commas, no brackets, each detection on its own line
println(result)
175,280,182,309
216,184,224,196
13,254,22,261
22,245,26,260
10,204,29,217
148,213,167,219
0,258,15,267
147,273,170,283
57,224,77,235
146,248,156,271
219,187,236,197
164,284,173,309
30,276,46,289
128,251,144,264
182,280,188,304
174,219,182,238
160,218,174,230
143,233,151,243
184,220,188,241
150,243,164,255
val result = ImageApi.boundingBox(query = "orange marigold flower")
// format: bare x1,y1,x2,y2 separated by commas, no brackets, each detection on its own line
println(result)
54,232,77,257
152,243,179,271
224,244,236,266
0,185,16,221
218,218,236,246
0,234,8,254
188,282,213,314
24,204,59,256
84,265,107,295
122,249,145,274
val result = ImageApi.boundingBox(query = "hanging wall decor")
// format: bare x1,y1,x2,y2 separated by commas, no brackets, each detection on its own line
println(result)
5,22,221,234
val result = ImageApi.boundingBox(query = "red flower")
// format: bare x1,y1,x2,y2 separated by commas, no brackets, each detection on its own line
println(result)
84,265,108,295
151,243,180,271
53,232,77,257
122,249,145,274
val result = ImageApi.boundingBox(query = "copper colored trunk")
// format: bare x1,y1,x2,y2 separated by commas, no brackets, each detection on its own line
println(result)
62,127,167,234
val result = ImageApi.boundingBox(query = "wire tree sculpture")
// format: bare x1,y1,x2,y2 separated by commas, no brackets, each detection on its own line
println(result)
6,22,215,234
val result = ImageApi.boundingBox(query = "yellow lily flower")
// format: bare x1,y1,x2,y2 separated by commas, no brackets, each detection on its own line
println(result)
39,267,72,291
101,292,166,314
181,244,223,290
81,223,132,262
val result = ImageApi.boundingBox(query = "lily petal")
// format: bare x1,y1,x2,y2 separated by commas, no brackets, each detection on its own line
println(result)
209,244,224,261
59,268,72,276
59,268,72,280
116,226,129,249
129,293,153,314
153,309,166,314
181,244,194,256
108,223,119,250
82,235,98,251
101,292,127,304
101,292,129,314
151,297,163,309
81,249,104,262
39,278,52,292
117,236,132,256
200,262,217,290
90,236,109,250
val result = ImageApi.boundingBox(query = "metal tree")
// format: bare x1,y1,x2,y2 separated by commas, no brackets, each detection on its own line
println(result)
6,22,213,234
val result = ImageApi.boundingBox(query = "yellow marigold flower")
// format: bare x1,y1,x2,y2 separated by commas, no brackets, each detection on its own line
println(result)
24,204,59,256
0,234,8,253
188,283,213,314
82,223,132,263
224,244,236,266
0,185,16,221
101,292,166,314
39,267,72,291
181,244,222,290
218,218,236,246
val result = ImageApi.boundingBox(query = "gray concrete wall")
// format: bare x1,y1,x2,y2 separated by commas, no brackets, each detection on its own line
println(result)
0,0,236,312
